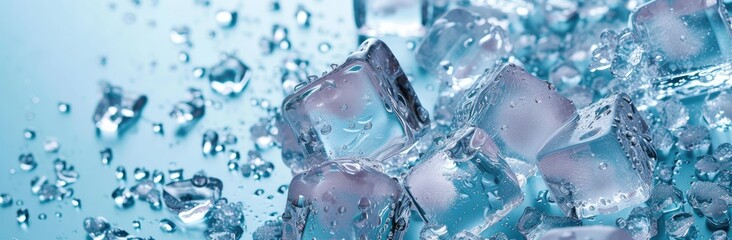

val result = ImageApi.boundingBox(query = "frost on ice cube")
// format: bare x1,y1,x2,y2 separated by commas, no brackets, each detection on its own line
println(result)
453,63,577,181
282,38,430,167
281,160,410,240
537,93,656,219
631,0,732,98
353,0,449,37
404,127,523,236
539,226,632,240
93,82,148,135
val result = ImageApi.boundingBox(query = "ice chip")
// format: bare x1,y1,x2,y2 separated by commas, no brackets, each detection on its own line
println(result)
665,212,696,239
353,0,448,37
686,181,732,224
170,88,205,135
204,199,245,240
516,207,582,240
282,38,429,169
83,216,111,240
454,63,577,181
404,126,524,236
281,160,410,239
537,93,656,219
163,174,223,224
92,82,147,135
645,183,683,214
209,55,251,96
539,226,632,240
622,207,658,240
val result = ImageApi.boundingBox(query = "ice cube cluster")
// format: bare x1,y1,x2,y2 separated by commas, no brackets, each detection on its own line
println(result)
9,0,732,239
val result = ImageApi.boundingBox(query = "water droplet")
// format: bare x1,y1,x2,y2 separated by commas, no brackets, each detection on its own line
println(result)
215,10,237,28
320,125,332,135
23,129,36,140
38,213,47,220
44,138,60,153
0,194,13,207
178,51,190,63
18,153,37,171
170,26,190,45
318,42,332,53
599,162,608,170
255,189,265,196
209,55,252,96
132,220,141,231
294,5,311,28
100,148,113,165
17,208,29,225
159,218,176,233
58,102,71,114
152,122,164,135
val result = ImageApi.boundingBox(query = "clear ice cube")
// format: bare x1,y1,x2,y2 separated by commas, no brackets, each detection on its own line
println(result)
537,93,656,218
404,127,524,236
515,207,582,240
92,82,148,135
453,63,577,181
282,38,430,167
539,226,632,240
353,0,449,37
208,55,251,96
281,160,410,239
162,174,223,224
631,0,732,98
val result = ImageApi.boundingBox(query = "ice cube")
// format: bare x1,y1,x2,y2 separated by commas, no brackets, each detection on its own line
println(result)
516,207,582,240
404,127,524,236
645,183,683,214
92,82,147,135
353,0,449,37
208,55,251,96
631,0,732,98
537,93,656,219
282,38,430,168
162,173,223,224
539,226,632,240
415,8,511,84
170,88,205,135
664,212,696,239
686,181,732,225
281,160,410,239
454,63,577,181
621,207,658,240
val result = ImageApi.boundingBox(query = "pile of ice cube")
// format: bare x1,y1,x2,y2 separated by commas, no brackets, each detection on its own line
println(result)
268,0,732,239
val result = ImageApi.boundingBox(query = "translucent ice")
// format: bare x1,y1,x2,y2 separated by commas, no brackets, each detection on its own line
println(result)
664,212,696,239
622,207,658,240
282,38,429,167
204,199,245,240
631,0,732,98
208,55,251,96
515,207,582,240
686,181,732,225
281,160,410,239
539,226,632,240
170,88,205,134
404,127,523,236
92,82,148,135
645,183,683,214
454,63,577,182
83,216,111,240
537,93,656,218
703,91,732,131
163,174,223,224
353,0,448,37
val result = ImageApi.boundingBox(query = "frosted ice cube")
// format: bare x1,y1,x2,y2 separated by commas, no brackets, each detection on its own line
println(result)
353,0,449,37
537,93,656,218
454,63,577,181
281,160,410,239
516,207,581,240
539,226,632,240
622,207,658,240
282,38,430,167
645,183,683,214
404,127,523,236
631,0,732,98
92,82,147,135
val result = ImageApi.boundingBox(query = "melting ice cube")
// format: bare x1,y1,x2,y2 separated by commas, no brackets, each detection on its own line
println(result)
537,93,656,218
163,174,223,224
282,38,429,170
281,160,411,239
404,126,523,236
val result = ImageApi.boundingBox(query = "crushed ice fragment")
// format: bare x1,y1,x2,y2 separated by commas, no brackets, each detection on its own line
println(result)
170,26,191,45
622,207,658,240
130,180,162,210
703,91,732,131
163,174,222,224
204,199,245,240
18,153,37,171
43,137,60,152
240,151,275,179
686,181,732,225
665,212,696,239
57,102,71,114
646,183,683,214
23,128,36,140
208,55,251,96
159,218,176,233
215,10,237,28
516,207,581,240
17,208,29,225
202,130,221,156
170,88,205,134
100,148,113,165
294,5,311,28
0,193,12,207
83,216,110,239
112,187,135,209
674,125,711,153
93,82,148,135
540,226,632,240
252,220,282,240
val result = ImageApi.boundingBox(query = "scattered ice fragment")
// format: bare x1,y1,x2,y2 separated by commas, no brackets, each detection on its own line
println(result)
280,56,311,95
17,208,29,225
538,93,656,218
664,212,696,239
159,218,176,233
240,151,275,179
112,187,135,209
674,125,711,153
354,0,447,37
405,127,523,236
282,38,429,170
515,207,581,240
163,174,222,224
215,10,237,28
703,91,732,131
252,220,282,240
294,5,311,28
38,213,47,220
622,207,658,240
455,63,577,181
168,169,183,181
31,176,68,203
645,183,683,214
18,153,37,171
152,170,165,184
100,148,113,165
130,180,162,210
115,166,127,182
651,128,674,156
170,26,191,45
93,82,148,135
57,102,71,113
72,198,82,209
317,42,331,53
83,216,110,239
204,199,245,240
152,122,164,135
170,88,205,133
712,230,728,240
686,181,732,225
202,130,221,156
23,128,36,140
695,155,722,181
539,226,632,240
658,98,688,131
0,193,12,207
209,55,251,96
281,160,411,239
43,137,60,152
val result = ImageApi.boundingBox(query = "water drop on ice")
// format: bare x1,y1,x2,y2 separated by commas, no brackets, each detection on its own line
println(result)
57,102,71,114
215,10,237,28
294,5,311,28
318,42,331,53
100,148,113,165
23,128,35,140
